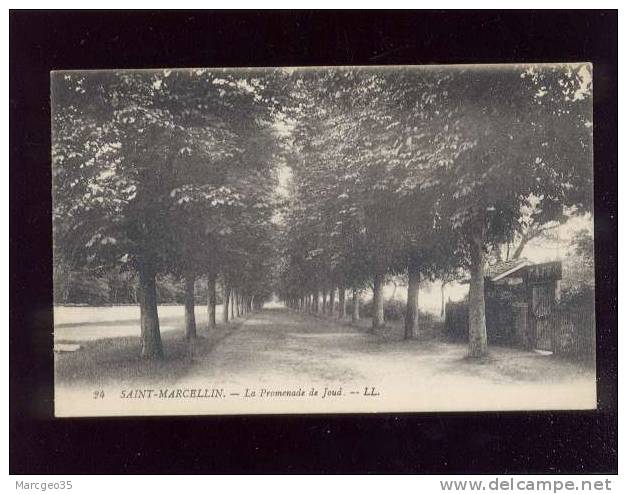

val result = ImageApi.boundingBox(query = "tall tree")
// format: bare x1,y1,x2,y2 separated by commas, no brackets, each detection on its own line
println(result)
437,64,592,357
52,68,283,358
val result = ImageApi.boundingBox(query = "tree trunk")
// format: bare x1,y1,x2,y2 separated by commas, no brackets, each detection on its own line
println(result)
352,288,360,323
404,267,420,339
138,263,163,359
184,272,197,340
321,288,328,314
230,289,236,319
314,290,321,313
440,281,446,319
468,226,488,357
338,288,346,319
372,273,385,329
329,288,336,316
223,286,230,323
207,271,217,330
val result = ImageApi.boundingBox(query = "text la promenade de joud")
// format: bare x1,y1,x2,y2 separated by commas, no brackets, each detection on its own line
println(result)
118,386,381,400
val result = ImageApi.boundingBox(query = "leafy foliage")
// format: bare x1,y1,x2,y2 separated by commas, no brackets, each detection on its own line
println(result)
53,65,593,357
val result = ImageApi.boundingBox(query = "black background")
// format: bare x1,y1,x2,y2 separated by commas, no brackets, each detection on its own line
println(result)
10,10,617,474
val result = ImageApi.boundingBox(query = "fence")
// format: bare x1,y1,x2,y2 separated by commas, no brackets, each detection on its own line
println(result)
445,301,595,362
542,308,595,361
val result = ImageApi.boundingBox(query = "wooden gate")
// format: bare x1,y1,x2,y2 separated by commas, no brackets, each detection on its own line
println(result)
534,317,553,351
533,309,595,358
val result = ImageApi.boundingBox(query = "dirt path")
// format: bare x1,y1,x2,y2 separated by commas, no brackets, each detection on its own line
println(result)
55,307,597,416
180,308,370,387
175,308,596,411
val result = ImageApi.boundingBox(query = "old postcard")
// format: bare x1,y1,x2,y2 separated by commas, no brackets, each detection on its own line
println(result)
52,64,595,417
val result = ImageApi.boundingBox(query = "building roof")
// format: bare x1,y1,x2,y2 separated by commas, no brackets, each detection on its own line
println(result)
485,258,533,281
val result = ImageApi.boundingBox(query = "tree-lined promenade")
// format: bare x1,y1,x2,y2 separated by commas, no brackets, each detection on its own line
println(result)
53,69,283,358
279,65,592,357
53,64,592,361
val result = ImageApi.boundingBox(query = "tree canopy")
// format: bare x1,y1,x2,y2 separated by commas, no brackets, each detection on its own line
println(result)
53,64,593,359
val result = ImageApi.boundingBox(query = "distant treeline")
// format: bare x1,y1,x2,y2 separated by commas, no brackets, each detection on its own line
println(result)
54,269,224,306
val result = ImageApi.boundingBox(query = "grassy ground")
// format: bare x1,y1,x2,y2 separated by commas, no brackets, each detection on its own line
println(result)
54,306,596,414
55,318,242,388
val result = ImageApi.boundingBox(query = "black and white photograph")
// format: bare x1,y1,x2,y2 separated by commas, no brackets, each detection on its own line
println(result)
10,8,618,477
51,64,596,416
